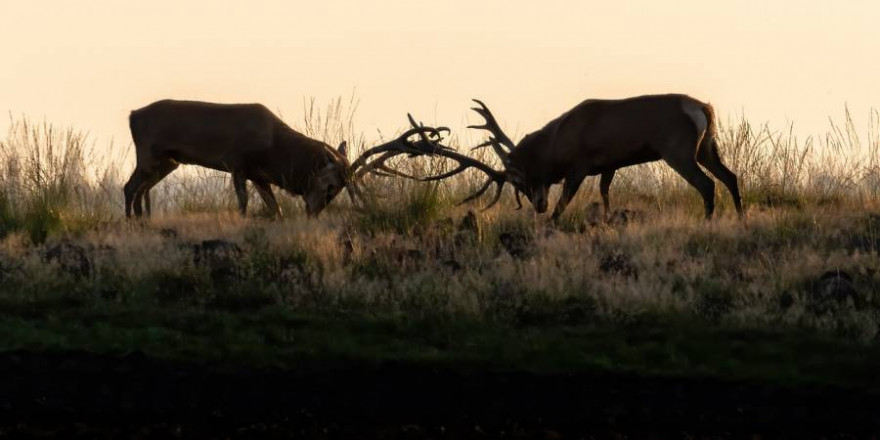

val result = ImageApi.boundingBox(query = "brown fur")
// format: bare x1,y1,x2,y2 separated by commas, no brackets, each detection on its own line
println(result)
124,100,349,218
497,94,743,219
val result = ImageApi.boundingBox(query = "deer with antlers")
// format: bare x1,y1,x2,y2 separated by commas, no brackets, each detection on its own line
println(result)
403,94,743,220
125,100,446,218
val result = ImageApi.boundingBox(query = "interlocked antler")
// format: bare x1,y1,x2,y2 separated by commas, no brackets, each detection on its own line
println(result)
398,119,509,211
343,115,450,206
348,115,450,181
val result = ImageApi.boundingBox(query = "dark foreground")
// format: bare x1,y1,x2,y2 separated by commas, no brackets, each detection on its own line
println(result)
0,352,878,439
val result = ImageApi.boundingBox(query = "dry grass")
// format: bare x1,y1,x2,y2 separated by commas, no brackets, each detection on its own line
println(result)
1,100,879,344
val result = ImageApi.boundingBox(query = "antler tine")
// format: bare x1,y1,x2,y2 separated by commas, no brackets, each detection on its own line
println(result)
354,151,406,180
371,164,420,180
470,139,494,151
410,145,504,182
419,165,469,182
470,137,509,167
468,98,516,152
482,181,505,211
454,176,506,211
406,113,453,154
458,178,496,205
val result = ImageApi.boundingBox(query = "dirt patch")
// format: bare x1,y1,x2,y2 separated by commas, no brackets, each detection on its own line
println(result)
0,351,878,439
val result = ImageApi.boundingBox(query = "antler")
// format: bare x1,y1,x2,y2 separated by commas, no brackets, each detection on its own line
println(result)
348,115,450,182
399,127,509,211
469,99,516,157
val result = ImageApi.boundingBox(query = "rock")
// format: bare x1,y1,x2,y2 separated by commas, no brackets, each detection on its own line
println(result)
598,251,638,279
442,259,463,272
779,292,795,309
192,239,243,282
159,228,178,239
42,240,91,279
810,270,863,312
498,230,533,259
608,209,643,226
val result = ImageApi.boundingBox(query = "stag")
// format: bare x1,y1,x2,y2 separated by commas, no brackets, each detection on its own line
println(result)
124,100,446,218
403,94,743,220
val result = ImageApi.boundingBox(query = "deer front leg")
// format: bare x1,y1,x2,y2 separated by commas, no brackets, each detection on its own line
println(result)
599,170,615,219
232,172,249,216
551,174,587,221
252,179,282,219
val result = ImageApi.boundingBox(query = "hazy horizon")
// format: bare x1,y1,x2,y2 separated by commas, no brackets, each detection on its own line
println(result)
2,0,879,149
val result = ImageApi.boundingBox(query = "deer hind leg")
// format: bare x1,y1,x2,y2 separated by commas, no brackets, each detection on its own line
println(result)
252,179,282,219
697,139,743,216
143,162,178,217
551,174,587,221
124,168,148,218
662,146,716,219
232,172,249,216
133,162,178,218
599,170,615,219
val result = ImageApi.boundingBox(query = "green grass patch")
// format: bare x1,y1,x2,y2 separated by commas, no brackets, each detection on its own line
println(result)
0,302,878,390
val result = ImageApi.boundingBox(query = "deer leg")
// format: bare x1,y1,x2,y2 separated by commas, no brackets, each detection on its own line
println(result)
551,174,587,221
663,153,716,219
124,168,147,218
141,163,178,217
252,179,282,219
232,172,249,216
130,164,166,218
131,173,154,218
698,140,743,217
599,170,615,219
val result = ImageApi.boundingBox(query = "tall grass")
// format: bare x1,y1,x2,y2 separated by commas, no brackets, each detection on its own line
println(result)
0,101,878,235
0,118,121,242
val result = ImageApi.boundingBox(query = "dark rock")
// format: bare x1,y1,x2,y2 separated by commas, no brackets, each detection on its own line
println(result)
810,270,863,312
598,252,638,279
159,228,178,239
442,259,463,272
42,240,91,279
192,240,243,282
779,292,795,309
498,230,533,259
696,289,734,321
608,209,643,226
193,240,242,264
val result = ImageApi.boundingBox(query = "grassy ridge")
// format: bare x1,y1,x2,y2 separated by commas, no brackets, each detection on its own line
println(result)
0,101,879,388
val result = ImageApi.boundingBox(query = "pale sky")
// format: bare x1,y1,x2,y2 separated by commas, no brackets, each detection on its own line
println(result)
2,0,878,150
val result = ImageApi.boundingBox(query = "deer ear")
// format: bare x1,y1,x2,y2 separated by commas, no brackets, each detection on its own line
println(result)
337,141,348,158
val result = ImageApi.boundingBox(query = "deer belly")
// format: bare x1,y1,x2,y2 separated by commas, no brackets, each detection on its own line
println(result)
587,143,662,172
166,147,239,172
